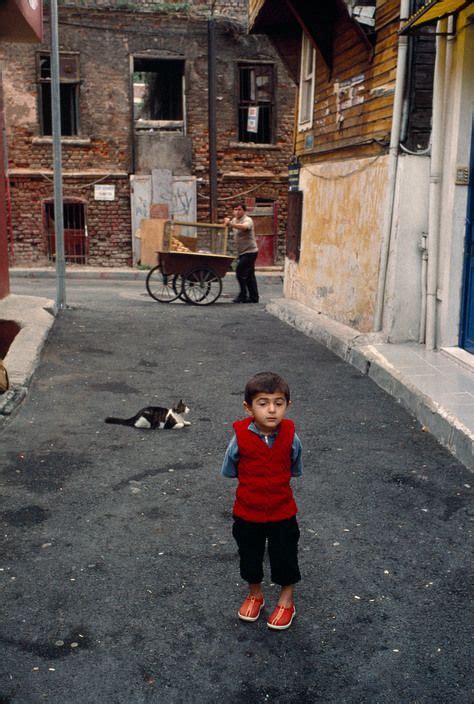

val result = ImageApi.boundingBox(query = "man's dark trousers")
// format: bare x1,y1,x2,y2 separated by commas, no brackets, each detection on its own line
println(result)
236,252,259,302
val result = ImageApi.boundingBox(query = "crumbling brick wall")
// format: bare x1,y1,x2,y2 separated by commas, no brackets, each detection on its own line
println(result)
1,2,295,267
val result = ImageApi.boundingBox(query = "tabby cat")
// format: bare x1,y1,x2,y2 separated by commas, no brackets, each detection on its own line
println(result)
105,400,191,430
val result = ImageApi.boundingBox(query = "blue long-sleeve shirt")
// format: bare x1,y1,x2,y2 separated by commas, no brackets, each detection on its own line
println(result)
221,421,303,478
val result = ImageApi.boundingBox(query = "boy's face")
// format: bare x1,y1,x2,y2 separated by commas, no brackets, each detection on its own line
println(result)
233,206,245,219
244,391,289,435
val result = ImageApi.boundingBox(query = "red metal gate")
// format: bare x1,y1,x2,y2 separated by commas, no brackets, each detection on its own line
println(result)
45,201,88,264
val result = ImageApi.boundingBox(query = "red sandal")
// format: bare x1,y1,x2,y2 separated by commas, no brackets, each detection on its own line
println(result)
238,594,265,622
267,604,296,630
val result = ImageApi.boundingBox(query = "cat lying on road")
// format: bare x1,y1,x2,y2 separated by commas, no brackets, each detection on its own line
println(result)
105,400,191,430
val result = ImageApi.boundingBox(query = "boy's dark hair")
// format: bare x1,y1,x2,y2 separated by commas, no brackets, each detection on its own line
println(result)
244,371,290,404
232,202,247,211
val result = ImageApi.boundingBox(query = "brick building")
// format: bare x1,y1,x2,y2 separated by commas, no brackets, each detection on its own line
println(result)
0,0,44,298
1,0,296,268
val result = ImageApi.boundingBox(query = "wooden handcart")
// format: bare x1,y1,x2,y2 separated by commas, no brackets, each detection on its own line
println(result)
145,220,234,305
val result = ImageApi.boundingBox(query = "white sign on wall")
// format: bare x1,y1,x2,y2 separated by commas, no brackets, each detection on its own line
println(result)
94,184,116,201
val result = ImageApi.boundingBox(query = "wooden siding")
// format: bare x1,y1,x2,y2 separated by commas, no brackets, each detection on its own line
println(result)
295,0,400,161
249,0,266,29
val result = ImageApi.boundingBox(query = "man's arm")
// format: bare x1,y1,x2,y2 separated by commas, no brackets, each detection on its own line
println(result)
224,217,251,232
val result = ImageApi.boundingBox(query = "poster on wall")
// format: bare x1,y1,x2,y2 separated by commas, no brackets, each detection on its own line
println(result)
247,106,259,133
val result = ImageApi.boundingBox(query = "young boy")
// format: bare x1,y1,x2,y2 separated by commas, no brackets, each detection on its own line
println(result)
221,371,302,630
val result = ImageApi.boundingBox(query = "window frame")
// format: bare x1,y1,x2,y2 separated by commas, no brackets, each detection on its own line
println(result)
298,34,316,132
36,51,81,137
237,61,276,145
132,56,186,133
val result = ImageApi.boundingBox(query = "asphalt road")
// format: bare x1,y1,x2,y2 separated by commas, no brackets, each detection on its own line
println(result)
0,277,472,703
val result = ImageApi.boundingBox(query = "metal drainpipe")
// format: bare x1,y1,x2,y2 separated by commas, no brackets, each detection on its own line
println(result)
373,0,410,331
425,18,449,350
208,17,218,224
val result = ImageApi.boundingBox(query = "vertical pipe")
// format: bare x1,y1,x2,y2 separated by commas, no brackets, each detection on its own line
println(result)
208,18,218,223
50,0,66,311
373,0,410,331
129,54,136,175
425,18,448,350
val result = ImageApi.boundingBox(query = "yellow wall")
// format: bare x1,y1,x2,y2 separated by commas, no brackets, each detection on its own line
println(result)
284,155,389,332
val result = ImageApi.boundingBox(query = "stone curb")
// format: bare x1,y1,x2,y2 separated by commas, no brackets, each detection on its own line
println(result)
267,298,473,470
0,295,55,418
9,267,283,280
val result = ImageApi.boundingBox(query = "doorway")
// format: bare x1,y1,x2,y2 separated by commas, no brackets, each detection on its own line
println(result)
45,201,87,264
245,197,278,266
460,115,474,353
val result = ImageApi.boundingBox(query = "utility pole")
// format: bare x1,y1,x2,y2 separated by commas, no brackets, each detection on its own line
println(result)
50,0,66,312
207,16,218,223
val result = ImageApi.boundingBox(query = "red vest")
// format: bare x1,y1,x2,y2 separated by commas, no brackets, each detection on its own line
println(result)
233,417,298,523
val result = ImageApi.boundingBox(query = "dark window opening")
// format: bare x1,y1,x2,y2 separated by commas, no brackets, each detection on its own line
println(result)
238,64,274,144
37,52,80,137
40,83,79,137
133,58,184,130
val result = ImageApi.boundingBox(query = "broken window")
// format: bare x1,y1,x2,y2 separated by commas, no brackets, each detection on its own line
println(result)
238,64,274,144
37,53,80,136
298,34,315,131
133,58,185,131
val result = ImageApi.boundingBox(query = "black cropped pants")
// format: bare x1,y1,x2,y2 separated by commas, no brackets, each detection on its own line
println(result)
232,515,301,587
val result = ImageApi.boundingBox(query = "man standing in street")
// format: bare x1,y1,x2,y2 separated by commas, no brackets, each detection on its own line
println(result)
224,203,259,303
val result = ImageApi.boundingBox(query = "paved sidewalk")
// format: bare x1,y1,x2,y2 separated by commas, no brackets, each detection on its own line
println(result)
268,299,474,470
1,268,473,469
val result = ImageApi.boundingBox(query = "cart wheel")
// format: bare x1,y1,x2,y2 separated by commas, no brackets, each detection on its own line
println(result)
146,265,182,303
182,267,223,305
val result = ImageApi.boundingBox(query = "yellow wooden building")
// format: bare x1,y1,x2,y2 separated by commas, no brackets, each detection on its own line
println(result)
250,0,474,355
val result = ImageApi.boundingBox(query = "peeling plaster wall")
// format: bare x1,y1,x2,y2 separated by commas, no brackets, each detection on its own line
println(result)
284,155,390,332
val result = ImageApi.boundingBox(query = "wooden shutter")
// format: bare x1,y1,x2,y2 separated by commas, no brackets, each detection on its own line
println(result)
286,190,303,262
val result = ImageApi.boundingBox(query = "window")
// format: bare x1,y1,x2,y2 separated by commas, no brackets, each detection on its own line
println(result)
238,64,274,144
37,53,80,136
298,34,315,131
133,58,185,131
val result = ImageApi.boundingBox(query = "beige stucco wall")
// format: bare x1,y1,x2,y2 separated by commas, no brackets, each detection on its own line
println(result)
284,154,389,332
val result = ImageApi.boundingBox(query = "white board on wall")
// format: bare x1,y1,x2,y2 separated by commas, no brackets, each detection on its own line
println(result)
130,175,152,266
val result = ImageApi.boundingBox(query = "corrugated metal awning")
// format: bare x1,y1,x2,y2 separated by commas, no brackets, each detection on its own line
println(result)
400,0,473,33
